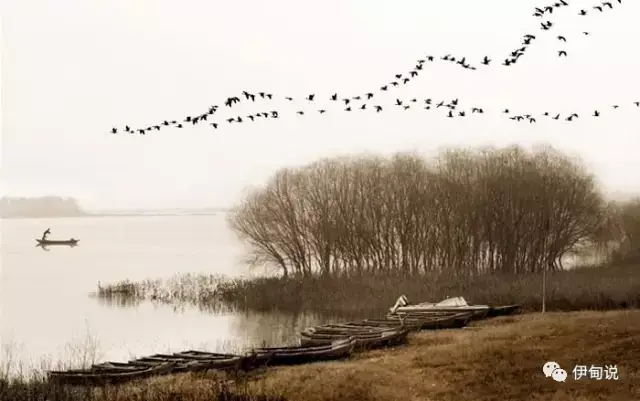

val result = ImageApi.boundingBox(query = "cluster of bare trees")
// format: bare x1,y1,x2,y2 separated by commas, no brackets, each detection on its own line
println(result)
228,145,634,278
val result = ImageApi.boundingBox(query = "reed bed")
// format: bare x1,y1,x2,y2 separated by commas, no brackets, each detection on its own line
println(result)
94,273,236,313
94,262,640,315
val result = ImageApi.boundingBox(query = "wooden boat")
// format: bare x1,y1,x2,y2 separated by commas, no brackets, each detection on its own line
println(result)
299,328,409,349
306,325,389,335
393,306,489,319
319,323,421,332
36,238,79,246
386,312,472,327
487,304,522,317
48,362,174,386
253,338,355,366
390,296,490,319
347,313,469,330
91,361,156,371
128,351,245,372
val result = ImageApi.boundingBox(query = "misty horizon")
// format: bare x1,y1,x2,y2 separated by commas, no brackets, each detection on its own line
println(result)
3,0,640,210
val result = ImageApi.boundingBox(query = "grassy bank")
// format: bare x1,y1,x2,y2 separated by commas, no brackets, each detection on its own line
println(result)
96,263,640,315
2,311,638,401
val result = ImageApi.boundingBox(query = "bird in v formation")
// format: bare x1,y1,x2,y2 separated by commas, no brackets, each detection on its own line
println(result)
109,0,631,135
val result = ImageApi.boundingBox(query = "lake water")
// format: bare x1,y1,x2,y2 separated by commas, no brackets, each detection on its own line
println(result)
0,215,344,373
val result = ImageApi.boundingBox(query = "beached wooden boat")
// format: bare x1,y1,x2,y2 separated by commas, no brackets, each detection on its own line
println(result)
36,238,79,246
48,362,174,386
339,320,417,329
307,325,389,335
347,313,470,331
319,323,421,332
487,304,522,317
91,361,158,371
385,312,473,328
299,328,409,349
393,306,489,319
128,351,245,372
390,296,490,319
253,338,355,366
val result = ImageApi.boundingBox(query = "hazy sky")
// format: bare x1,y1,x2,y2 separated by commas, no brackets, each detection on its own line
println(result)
2,0,639,209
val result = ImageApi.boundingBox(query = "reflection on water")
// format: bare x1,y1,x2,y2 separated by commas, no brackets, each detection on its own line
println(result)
93,293,361,349
36,244,79,251
92,293,143,309
1,215,362,373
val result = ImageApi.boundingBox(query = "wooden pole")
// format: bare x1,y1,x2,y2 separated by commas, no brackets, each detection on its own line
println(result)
542,266,546,314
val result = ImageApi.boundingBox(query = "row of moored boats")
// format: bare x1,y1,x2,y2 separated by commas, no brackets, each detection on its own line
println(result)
48,296,521,386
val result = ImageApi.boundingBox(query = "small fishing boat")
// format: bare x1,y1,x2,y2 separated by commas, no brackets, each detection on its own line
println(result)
390,296,490,319
320,323,421,332
253,337,355,366
299,328,409,349
48,362,174,386
359,312,470,329
91,361,156,371
340,320,416,329
129,351,245,372
306,325,389,335
36,238,79,246
384,312,472,329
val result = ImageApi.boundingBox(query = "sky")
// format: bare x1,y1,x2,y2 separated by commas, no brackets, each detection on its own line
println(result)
2,0,640,210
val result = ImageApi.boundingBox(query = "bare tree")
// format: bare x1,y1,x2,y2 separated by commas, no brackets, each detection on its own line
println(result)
228,145,610,279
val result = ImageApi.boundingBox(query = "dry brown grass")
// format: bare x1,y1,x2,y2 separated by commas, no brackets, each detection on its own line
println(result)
238,310,639,401
5,310,636,401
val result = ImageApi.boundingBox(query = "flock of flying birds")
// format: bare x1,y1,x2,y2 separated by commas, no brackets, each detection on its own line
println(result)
110,0,634,135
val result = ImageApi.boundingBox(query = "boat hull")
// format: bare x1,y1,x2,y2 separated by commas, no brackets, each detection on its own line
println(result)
128,351,245,372
383,312,472,329
392,306,489,320
48,362,173,386
36,238,79,246
299,328,409,350
487,304,522,317
254,338,355,366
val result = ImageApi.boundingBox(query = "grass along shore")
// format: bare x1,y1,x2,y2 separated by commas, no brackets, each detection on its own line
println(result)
2,310,638,401
95,262,640,315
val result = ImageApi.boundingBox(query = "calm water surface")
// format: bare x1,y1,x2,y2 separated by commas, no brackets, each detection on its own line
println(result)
0,215,343,372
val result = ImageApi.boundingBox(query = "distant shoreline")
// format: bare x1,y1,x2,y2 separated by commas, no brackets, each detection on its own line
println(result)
0,211,227,219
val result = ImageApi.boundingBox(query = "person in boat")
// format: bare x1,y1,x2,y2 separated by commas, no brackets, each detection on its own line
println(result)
42,228,51,240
